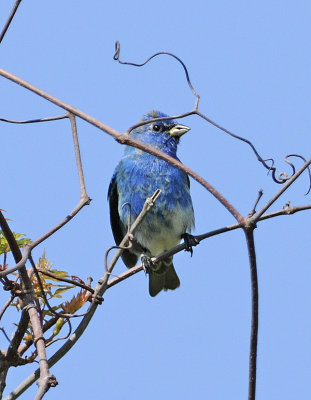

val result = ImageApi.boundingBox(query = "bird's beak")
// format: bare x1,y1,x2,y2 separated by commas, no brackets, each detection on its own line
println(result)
169,124,190,137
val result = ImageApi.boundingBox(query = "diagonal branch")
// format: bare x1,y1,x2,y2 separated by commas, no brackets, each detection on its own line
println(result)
3,190,161,400
0,114,91,278
0,212,56,399
3,197,311,399
0,296,14,321
0,68,243,223
0,0,23,44
114,42,311,187
106,202,311,288
251,158,311,223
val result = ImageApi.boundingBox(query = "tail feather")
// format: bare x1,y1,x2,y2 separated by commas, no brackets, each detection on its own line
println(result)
148,262,180,297
164,265,180,291
149,273,166,297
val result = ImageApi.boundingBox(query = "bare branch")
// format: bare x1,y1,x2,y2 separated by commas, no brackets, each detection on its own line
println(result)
0,212,56,398
0,68,120,137
125,110,197,135
0,115,67,124
243,229,258,400
0,245,30,277
3,194,311,399
286,154,311,195
4,190,162,399
107,203,311,288
114,42,311,188
0,296,14,321
0,114,91,278
248,189,264,217
18,316,59,356
67,113,88,200
0,68,244,224
1,45,310,400
5,311,30,362
35,268,95,295
0,0,22,44
251,158,311,223
29,255,95,320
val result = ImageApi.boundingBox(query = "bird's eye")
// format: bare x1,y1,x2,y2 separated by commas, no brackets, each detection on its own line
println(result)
153,124,161,132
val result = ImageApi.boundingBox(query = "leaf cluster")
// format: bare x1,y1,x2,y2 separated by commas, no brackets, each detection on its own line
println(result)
1,230,89,349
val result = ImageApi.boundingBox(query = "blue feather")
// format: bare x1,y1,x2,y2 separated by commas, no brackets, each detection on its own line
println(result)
108,110,195,296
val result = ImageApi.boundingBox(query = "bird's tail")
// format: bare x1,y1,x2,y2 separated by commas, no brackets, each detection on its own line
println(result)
149,259,180,297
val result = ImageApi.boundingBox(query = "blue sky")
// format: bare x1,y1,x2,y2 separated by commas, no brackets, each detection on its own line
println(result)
0,1,311,399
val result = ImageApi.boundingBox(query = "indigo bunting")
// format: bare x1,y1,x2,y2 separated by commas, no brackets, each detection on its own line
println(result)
108,111,195,296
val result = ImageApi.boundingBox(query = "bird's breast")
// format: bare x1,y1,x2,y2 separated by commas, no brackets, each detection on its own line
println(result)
117,154,194,256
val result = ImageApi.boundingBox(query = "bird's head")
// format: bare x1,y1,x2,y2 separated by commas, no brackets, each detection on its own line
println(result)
127,110,190,157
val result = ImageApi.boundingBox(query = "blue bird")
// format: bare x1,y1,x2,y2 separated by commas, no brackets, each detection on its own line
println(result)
108,111,195,296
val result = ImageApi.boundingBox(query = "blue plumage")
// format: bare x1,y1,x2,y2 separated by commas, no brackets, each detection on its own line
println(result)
108,111,195,296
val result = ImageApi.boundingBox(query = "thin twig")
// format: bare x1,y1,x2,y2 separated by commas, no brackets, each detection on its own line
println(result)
4,201,311,399
0,0,22,44
18,316,59,356
114,40,200,108
4,190,161,400
44,319,72,348
103,189,162,277
0,68,243,223
36,268,95,294
248,189,264,217
31,198,90,250
0,296,14,321
252,158,311,223
0,212,56,398
0,327,11,344
107,203,311,288
114,42,311,187
125,110,197,135
0,115,68,124
1,50,310,400
0,114,91,278
29,256,87,319
6,311,29,361
67,113,88,199
0,245,30,277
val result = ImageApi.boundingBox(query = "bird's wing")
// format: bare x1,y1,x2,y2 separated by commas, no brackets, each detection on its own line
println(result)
186,174,190,188
108,176,138,268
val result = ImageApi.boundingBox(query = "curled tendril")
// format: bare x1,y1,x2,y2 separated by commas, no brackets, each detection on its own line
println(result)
263,159,275,176
104,244,132,276
114,41,200,108
45,319,72,348
114,41,311,194
285,154,311,195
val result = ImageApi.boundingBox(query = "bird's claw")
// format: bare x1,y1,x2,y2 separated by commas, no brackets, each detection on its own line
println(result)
182,233,199,257
141,255,155,275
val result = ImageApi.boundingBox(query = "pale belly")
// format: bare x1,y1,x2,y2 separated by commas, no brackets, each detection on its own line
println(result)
134,203,192,257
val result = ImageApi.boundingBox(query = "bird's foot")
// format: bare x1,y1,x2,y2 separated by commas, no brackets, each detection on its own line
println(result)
181,233,199,257
141,255,155,275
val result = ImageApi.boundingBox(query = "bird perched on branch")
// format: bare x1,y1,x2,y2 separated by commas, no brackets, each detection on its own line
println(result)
108,110,196,296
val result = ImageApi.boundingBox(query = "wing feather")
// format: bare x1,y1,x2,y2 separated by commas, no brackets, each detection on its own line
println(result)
108,177,138,268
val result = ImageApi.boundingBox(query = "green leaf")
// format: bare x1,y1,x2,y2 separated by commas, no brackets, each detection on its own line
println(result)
53,318,65,336
48,269,69,279
0,231,32,255
53,286,75,298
